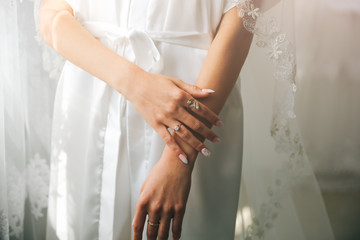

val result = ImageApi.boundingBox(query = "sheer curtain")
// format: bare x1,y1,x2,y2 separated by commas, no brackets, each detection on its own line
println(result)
0,0,63,239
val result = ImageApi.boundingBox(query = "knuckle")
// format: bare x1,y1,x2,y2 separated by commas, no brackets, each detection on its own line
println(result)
173,90,184,101
156,112,167,122
149,116,159,126
166,102,178,113
150,202,162,214
163,205,174,215
138,197,148,209
174,204,185,214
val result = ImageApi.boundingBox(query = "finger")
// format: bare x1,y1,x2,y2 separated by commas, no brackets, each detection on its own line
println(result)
157,126,189,164
172,206,185,240
133,200,148,240
171,78,215,98
158,213,172,240
172,123,210,157
178,108,219,144
187,99,224,128
147,212,161,240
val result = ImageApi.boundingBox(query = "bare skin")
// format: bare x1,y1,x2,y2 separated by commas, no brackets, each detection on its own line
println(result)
40,1,252,239
40,0,222,164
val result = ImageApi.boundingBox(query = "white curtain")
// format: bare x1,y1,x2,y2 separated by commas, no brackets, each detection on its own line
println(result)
0,0,63,239
0,0,358,239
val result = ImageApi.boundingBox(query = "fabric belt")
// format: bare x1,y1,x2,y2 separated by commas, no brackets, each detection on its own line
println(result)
82,21,212,72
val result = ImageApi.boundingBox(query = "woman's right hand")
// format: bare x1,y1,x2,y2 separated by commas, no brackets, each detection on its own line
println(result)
39,0,221,163
119,70,223,164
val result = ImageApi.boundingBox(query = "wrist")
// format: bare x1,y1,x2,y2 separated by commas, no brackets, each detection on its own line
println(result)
107,59,147,99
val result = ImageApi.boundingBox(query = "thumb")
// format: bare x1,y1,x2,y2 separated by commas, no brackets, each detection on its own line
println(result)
174,79,215,98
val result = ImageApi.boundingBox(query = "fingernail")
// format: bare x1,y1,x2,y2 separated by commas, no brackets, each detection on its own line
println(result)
132,217,134,226
215,120,224,127
179,154,188,164
212,137,221,143
201,148,211,157
202,89,215,93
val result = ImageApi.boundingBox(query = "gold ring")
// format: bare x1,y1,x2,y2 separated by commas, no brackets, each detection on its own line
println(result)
187,98,200,110
148,220,160,227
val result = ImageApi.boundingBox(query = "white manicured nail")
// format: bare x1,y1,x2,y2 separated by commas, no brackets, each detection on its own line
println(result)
132,217,134,226
215,120,224,127
179,154,188,164
202,89,215,93
201,148,211,157
213,137,221,143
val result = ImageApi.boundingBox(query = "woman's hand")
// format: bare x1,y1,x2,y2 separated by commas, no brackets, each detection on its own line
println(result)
39,0,222,164
120,70,222,164
132,147,193,240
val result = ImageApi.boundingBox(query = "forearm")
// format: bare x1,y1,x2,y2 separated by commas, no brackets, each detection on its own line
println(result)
196,10,252,114
177,8,253,168
39,1,142,97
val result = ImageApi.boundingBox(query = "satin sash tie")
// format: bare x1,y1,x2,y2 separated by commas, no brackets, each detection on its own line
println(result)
82,21,212,72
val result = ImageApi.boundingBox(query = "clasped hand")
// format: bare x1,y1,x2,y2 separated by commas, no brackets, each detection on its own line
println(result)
124,70,222,163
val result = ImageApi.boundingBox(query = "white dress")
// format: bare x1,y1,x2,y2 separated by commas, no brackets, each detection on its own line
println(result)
46,1,243,239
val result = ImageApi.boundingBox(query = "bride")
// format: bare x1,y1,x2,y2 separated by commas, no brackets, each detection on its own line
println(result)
36,0,337,239
40,0,251,239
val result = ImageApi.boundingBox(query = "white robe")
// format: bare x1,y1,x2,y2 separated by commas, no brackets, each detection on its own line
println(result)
46,1,243,239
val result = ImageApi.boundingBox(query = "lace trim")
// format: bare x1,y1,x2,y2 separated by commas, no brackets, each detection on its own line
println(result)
0,210,9,240
234,1,309,239
26,154,50,219
7,162,26,238
235,0,297,120
2,154,50,238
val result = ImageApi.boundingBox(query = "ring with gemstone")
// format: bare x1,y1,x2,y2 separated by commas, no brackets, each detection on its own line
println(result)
187,98,200,110
174,124,181,131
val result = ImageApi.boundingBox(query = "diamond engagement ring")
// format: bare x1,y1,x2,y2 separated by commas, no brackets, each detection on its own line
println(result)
174,124,181,131
187,98,200,110
148,220,160,227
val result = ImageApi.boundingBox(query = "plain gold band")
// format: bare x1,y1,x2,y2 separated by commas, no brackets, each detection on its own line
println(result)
148,220,160,227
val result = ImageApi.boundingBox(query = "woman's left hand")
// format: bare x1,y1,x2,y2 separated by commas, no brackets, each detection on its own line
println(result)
133,149,192,240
